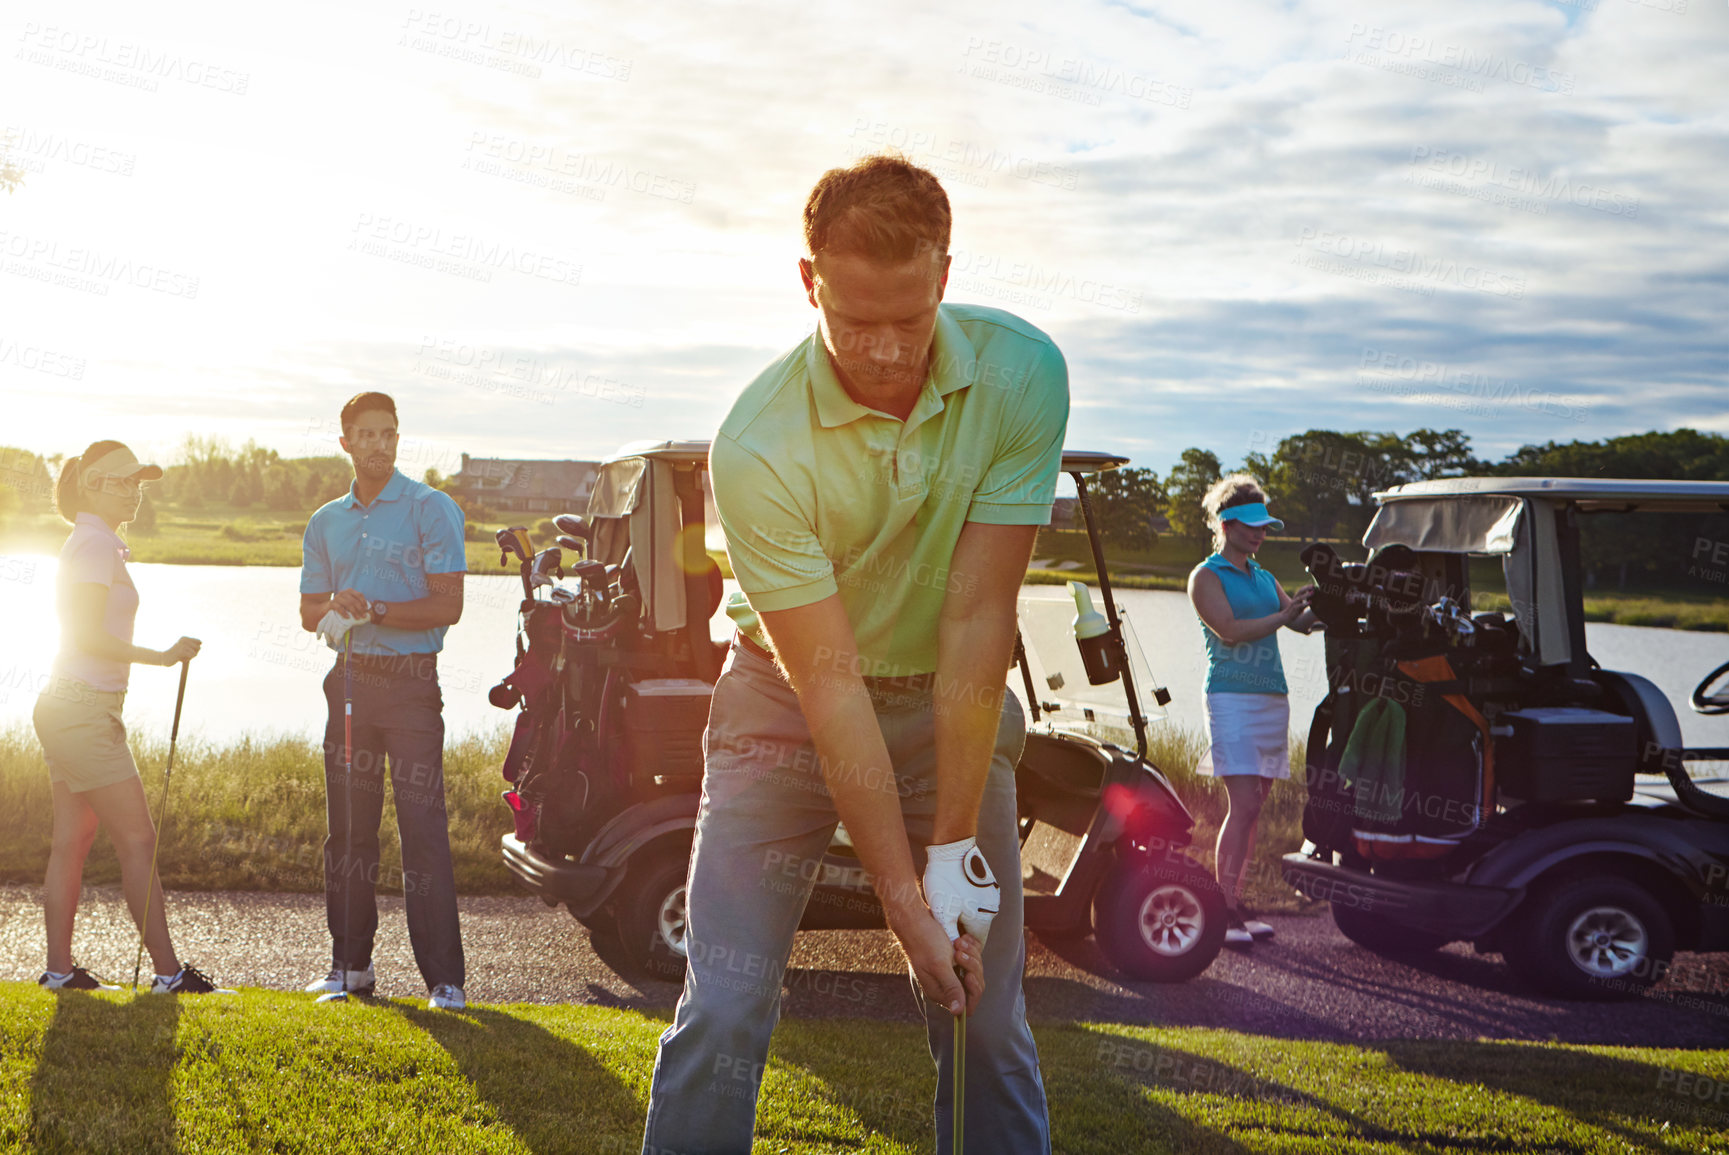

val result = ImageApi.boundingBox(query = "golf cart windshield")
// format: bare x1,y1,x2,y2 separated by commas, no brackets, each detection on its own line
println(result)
1362,492,1572,667
586,440,713,633
1014,589,1168,727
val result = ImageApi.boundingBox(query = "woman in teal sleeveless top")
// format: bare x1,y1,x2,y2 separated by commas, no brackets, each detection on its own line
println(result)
1187,477,1317,948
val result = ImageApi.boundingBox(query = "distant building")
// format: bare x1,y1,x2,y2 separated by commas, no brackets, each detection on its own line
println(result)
450,454,599,514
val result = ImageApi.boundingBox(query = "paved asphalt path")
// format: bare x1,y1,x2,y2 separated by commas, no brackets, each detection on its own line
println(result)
2,884,1724,1047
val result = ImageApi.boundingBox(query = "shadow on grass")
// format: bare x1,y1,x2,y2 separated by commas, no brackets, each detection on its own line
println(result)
1378,1039,1729,1154
767,1014,933,1152
28,992,181,1154
386,1002,644,1154
1043,1025,1265,1155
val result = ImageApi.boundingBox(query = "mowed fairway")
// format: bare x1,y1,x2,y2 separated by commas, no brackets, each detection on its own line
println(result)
0,986,1725,1154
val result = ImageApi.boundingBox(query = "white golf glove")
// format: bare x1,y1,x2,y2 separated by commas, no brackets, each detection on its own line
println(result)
316,609,370,650
922,836,1000,947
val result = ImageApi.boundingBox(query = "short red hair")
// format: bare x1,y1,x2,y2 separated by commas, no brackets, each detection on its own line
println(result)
803,154,950,265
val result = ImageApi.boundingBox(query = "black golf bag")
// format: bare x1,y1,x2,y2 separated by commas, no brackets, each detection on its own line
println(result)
1299,543,1501,865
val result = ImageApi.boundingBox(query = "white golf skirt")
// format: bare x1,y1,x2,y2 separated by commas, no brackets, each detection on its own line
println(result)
1196,691,1292,779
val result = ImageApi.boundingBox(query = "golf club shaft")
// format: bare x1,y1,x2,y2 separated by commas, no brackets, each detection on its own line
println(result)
132,658,190,992
953,966,966,1155
341,632,352,995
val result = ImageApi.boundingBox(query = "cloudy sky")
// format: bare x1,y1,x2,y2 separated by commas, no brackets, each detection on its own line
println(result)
2,0,1724,480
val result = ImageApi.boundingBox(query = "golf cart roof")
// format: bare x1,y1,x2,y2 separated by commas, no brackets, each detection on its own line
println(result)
1061,450,1130,475
1363,475,1729,671
600,440,712,468
1373,476,1729,514
599,439,1129,476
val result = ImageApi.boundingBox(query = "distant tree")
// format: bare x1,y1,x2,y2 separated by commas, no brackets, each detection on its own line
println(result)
265,473,301,512
0,447,54,513
228,468,263,509
1241,427,1473,542
1087,467,1166,550
131,493,159,535
1164,448,1221,544
0,483,18,531
1481,429,1729,590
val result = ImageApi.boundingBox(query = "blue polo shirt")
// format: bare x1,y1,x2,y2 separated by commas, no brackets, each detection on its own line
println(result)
300,469,466,656
1198,552,1288,695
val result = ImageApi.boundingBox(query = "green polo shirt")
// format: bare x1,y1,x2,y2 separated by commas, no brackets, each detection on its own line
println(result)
713,302,1069,677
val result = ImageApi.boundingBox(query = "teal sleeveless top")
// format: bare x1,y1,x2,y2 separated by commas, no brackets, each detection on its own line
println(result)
1198,552,1288,695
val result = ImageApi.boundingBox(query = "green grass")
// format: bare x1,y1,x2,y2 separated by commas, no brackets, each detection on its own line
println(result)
0,986,1724,1153
0,723,1309,908
0,725,519,896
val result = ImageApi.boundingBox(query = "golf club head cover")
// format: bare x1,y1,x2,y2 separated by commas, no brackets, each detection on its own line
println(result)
315,609,370,650
923,837,1000,947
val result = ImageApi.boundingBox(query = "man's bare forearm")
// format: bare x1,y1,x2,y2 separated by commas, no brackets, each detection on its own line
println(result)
932,606,1017,844
791,674,924,920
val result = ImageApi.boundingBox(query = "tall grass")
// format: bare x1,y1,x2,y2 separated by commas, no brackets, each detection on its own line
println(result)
0,718,1314,910
0,724,516,895
1110,722,1312,912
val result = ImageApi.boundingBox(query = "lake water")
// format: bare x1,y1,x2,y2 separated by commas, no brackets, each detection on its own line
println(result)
2,556,1726,751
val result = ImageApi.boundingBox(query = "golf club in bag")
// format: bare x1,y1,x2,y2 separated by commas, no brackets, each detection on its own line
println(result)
131,658,190,992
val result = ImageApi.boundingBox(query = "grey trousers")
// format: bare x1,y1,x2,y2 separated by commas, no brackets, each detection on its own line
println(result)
320,655,464,992
641,642,1051,1155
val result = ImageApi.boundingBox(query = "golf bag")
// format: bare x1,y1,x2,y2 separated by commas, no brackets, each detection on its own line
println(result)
1299,544,1494,864
497,601,620,858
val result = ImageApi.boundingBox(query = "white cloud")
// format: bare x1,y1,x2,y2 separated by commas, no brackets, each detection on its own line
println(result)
1,0,1722,476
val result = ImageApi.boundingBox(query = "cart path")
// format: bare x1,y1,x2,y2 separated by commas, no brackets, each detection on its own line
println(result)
1,883,1724,1047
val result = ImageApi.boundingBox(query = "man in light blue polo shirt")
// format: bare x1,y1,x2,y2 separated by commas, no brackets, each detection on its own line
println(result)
298,391,468,1010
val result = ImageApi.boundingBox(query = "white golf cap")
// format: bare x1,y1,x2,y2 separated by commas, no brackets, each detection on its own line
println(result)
81,446,164,485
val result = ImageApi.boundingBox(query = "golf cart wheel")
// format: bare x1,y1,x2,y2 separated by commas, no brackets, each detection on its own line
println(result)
1503,874,1675,1000
1330,902,1453,957
1093,860,1227,982
613,843,692,983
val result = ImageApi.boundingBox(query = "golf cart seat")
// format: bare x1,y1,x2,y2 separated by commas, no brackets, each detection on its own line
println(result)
1017,730,1110,836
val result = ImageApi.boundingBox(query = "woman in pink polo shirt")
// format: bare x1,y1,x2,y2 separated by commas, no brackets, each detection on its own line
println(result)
31,441,226,994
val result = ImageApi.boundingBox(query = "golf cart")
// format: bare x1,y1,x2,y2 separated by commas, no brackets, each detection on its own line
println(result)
1281,477,1729,999
492,440,1228,984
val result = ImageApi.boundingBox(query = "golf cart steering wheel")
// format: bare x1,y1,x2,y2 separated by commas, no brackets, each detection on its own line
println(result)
1691,660,1729,715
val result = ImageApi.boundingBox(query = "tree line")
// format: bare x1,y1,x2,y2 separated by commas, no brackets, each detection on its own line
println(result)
1081,427,1729,592
0,439,354,535
4,430,1727,590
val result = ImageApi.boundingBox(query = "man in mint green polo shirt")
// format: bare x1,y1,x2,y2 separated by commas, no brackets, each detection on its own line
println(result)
643,155,1065,1155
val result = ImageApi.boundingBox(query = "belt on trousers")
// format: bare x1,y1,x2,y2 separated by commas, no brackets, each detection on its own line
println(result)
339,651,439,677
733,632,935,693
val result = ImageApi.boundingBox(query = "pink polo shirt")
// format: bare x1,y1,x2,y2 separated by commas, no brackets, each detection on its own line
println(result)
54,513,140,692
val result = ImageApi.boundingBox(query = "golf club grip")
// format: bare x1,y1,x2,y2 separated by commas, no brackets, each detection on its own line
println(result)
169,659,189,744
